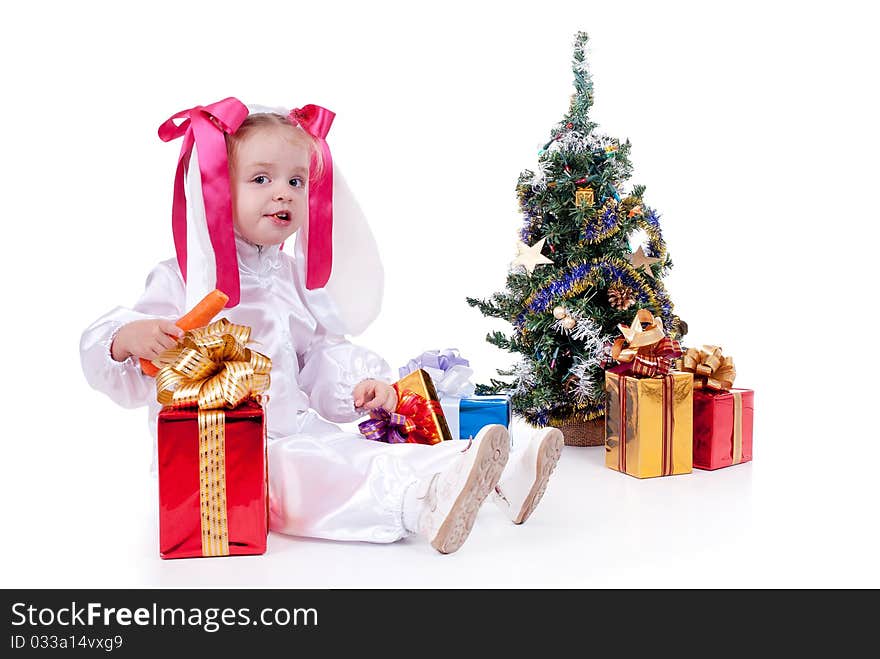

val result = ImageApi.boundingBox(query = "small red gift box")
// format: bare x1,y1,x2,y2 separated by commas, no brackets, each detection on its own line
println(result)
692,388,754,470
158,400,268,559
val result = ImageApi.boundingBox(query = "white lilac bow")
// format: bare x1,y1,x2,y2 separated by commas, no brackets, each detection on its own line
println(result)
399,349,476,439
399,349,476,399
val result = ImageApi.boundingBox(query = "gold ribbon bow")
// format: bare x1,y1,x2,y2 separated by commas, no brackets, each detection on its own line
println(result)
609,309,681,378
679,345,736,391
613,308,665,356
155,318,271,409
154,318,271,557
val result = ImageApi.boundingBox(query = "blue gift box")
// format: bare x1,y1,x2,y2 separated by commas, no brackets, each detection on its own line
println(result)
440,395,511,440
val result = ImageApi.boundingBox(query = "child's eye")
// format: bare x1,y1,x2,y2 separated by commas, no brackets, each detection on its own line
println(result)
289,177,304,188
252,175,269,184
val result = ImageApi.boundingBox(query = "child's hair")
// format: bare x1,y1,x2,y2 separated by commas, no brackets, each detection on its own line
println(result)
226,112,326,181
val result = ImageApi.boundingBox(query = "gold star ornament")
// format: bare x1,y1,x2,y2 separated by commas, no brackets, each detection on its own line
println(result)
512,238,554,274
628,246,663,278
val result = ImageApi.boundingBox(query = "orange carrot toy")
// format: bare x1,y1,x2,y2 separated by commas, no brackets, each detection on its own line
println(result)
140,289,230,377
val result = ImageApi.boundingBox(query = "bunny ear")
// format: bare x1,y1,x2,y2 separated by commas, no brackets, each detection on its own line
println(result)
183,144,220,311
293,164,383,336
288,104,336,290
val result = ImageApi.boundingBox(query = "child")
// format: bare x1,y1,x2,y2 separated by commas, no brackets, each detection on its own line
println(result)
80,97,564,554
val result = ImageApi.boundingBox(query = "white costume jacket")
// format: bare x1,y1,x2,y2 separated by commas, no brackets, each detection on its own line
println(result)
80,236,464,543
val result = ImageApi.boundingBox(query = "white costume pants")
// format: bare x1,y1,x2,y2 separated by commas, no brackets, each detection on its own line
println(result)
268,411,511,543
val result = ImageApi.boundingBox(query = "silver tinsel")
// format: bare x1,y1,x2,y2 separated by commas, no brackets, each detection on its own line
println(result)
570,316,605,345
587,133,618,151
510,358,538,397
569,356,605,405
566,318,612,404
547,130,589,155
574,41,592,75
528,160,551,190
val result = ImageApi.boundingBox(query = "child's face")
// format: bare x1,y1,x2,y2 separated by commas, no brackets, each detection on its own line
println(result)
229,125,310,247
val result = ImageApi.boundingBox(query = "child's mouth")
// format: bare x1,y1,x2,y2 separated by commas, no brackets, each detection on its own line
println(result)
267,212,290,225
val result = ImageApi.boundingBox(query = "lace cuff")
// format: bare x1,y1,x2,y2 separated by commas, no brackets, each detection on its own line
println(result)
334,356,392,422
104,321,140,374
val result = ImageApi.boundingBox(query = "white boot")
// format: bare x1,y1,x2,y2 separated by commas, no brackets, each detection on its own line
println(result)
492,427,563,524
408,424,510,554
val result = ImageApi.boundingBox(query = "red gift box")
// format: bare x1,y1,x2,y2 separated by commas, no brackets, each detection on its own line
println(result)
692,388,754,470
158,400,268,559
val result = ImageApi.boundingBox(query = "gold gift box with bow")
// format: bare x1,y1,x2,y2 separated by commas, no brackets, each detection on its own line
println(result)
604,309,693,478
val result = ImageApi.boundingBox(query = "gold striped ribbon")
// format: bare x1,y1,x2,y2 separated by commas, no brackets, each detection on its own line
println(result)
618,375,628,473
155,319,271,557
199,409,229,556
732,391,743,465
662,374,675,476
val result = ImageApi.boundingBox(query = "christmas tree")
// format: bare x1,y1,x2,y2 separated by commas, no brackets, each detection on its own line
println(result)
467,32,685,432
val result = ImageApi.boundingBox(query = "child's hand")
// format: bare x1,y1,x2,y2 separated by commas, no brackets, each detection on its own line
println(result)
353,379,398,414
111,319,184,362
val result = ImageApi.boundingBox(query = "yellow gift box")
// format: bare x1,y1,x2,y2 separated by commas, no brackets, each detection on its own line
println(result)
604,371,693,478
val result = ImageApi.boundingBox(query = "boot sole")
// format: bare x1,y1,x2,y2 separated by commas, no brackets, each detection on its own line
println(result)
431,426,510,554
513,428,563,525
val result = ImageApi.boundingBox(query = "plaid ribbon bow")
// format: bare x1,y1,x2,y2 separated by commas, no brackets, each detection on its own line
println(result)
602,309,682,378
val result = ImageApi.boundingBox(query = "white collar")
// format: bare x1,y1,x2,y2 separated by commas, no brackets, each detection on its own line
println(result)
234,232,283,274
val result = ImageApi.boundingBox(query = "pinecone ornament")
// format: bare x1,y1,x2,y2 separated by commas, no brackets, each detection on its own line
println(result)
671,317,689,340
608,282,636,311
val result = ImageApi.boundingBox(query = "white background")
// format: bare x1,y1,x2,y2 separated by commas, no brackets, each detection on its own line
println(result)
1,0,877,588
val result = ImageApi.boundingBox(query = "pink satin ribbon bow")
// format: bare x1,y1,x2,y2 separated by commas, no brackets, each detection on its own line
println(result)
158,98,336,306
288,104,335,290
158,97,248,307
